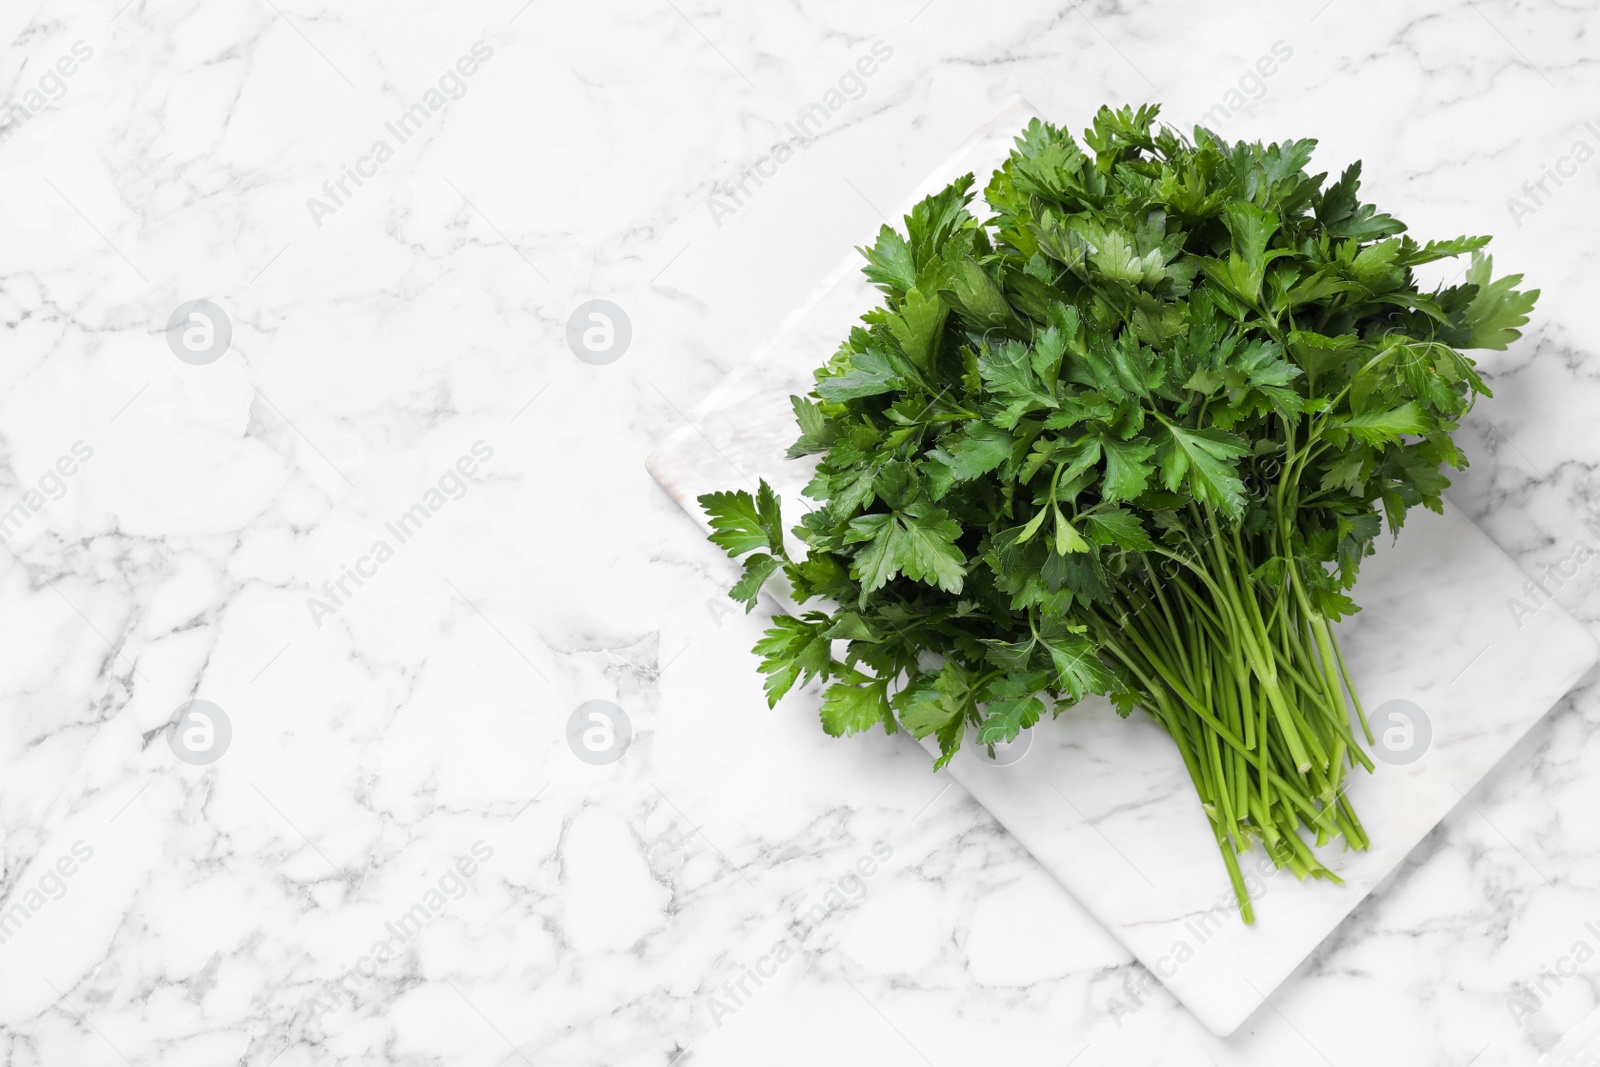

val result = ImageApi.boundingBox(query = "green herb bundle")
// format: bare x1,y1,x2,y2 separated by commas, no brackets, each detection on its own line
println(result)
699,105,1536,920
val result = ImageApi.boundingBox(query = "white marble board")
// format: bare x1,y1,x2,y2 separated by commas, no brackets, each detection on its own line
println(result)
645,100,1600,1036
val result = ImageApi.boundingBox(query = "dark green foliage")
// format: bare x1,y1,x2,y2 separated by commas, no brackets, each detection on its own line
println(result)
700,105,1536,919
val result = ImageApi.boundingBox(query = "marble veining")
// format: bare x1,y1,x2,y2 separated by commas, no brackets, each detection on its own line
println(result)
1,1,1599,1065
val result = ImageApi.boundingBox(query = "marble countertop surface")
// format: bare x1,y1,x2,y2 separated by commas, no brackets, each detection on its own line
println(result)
2,1,1600,1065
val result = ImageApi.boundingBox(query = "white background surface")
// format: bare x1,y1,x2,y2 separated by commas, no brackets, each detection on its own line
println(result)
1,1,1599,1065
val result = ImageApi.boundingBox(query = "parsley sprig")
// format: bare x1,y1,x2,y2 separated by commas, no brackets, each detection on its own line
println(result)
700,105,1536,921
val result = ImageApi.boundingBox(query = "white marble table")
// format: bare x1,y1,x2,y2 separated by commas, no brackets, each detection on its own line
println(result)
2,1,1599,1065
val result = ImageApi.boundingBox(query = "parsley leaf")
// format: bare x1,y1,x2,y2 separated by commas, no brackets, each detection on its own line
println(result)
701,103,1538,923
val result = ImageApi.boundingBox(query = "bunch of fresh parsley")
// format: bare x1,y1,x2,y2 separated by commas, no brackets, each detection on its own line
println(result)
700,105,1536,920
